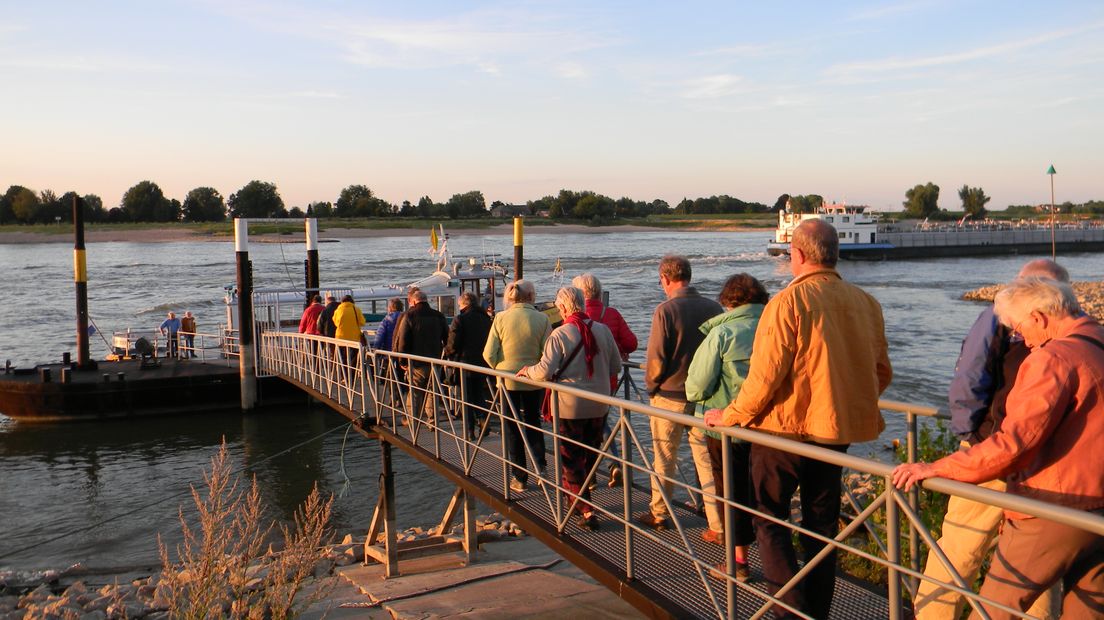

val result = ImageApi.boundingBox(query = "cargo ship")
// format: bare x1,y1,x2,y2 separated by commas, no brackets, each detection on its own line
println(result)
766,202,1104,260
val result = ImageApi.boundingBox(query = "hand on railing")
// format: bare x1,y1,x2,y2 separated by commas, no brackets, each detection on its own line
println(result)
890,462,937,492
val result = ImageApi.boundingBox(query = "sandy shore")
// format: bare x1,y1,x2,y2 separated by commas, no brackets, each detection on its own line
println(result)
0,223,760,245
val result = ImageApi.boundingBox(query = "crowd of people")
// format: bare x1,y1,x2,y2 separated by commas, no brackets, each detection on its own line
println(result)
294,219,1102,619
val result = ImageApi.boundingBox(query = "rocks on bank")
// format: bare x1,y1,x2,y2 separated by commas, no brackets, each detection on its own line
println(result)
963,280,1104,320
0,514,526,620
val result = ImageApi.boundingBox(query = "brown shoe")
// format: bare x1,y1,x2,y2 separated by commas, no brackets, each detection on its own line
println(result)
701,529,723,545
635,512,669,530
714,561,750,582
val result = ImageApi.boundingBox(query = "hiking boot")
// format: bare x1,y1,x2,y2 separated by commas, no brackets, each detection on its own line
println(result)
578,513,600,531
510,478,527,494
635,512,669,530
701,528,723,545
715,561,751,583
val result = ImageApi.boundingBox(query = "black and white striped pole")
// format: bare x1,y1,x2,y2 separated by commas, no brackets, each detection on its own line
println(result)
305,218,320,308
235,219,257,411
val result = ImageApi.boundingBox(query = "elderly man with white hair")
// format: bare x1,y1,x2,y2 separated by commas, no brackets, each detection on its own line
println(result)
893,277,1104,620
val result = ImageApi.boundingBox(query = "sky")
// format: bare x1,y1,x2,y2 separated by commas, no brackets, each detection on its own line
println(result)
2,1,1102,212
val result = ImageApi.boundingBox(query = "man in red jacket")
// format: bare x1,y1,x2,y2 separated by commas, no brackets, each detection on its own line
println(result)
894,276,1104,619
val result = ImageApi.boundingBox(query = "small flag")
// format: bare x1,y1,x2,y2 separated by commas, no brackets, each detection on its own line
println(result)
553,258,563,276
86,325,97,336
430,227,439,252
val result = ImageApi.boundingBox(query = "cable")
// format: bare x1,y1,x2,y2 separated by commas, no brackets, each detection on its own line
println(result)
0,418,357,562
277,240,297,288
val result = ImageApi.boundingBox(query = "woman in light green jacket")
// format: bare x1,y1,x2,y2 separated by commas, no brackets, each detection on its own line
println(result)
483,279,552,492
685,273,768,580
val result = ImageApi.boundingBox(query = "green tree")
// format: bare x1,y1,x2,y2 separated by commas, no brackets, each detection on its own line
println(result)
957,185,991,220
308,201,333,218
787,194,823,214
83,194,105,222
122,180,178,222
416,196,434,218
228,181,284,218
9,186,41,223
904,183,941,218
335,184,374,218
446,190,487,217
573,193,615,219
182,187,227,222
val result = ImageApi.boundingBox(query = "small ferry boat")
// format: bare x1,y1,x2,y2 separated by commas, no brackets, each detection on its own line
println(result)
767,201,1104,260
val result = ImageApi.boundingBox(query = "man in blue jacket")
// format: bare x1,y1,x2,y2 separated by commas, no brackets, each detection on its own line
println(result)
915,258,1068,620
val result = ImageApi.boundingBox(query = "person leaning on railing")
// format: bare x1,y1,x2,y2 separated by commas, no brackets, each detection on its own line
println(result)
483,279,552,493
518,286,621,531
705,219,892,620
893,277,1104,620
685,273,768,582
913,259,1070,620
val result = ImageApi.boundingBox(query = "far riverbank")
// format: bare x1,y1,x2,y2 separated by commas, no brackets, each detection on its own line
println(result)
0,221,766,245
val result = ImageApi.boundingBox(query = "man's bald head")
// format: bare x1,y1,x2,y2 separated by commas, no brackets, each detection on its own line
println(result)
1017,258,1070,283
792,219,839,268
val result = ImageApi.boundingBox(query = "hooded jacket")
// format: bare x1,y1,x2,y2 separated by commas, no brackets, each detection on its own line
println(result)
685,303,764,439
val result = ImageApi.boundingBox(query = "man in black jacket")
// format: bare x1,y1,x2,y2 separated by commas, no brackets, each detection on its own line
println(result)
316,294,340,338
395,290,448,421
443,292,493,438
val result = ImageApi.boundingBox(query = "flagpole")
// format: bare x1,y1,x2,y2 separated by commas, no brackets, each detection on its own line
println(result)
1047,165,1057,260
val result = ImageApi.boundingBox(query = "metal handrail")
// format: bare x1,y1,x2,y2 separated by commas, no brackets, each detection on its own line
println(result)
257,331,1103,619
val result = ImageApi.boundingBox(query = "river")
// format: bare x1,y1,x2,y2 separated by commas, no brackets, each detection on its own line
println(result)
2,230,1101,571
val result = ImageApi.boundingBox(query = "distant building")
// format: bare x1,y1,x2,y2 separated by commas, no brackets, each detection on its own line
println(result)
489,203,532,218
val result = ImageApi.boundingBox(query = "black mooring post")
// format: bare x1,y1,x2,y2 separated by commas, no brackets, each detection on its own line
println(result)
381,439,399,577
73,195,96,370
305,218,319,308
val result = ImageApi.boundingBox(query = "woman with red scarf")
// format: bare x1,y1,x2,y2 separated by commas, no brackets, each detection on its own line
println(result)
519,286,622,530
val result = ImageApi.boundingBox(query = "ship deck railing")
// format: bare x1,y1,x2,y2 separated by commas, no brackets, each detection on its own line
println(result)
256,330,1104,619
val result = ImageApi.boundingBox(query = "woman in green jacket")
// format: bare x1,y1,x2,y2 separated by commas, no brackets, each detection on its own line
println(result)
685,273,768,581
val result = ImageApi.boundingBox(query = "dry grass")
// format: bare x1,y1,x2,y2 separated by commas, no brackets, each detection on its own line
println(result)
158,442,335,619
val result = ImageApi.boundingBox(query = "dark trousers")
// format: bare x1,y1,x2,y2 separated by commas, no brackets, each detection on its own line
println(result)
460,371,489,436
407,363,433,418
752,442,849,620
182,334,195,357
706,437,755,548
166,333,179,357
504,389,546,484
558,416,606,514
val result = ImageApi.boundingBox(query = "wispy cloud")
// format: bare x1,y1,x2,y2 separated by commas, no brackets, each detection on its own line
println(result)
556,62,588,79
692,44,776,59
207,1,614,78
0,54,166,73
681,74,744,99
825,21,1104,82
847,0,943,22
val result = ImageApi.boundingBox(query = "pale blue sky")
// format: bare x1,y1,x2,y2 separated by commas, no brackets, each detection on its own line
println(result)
2,1,1102,211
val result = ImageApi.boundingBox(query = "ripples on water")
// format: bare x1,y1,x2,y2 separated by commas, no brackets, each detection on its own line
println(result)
2,231,1102,569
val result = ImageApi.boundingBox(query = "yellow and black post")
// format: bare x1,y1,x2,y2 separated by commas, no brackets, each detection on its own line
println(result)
73,195,96,370
513,216,523,281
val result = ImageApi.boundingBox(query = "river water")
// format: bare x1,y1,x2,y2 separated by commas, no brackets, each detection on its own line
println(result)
2,230,1102,571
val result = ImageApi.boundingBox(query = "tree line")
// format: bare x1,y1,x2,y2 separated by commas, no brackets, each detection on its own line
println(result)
0,180,779,224
3,179,1099,225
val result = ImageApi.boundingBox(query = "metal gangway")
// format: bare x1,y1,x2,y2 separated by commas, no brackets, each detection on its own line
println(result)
257,330,1104,619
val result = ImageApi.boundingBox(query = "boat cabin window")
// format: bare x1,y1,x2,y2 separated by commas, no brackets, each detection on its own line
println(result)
843,216,850,223
825,216,834,223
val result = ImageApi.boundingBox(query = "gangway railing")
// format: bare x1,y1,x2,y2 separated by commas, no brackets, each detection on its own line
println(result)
256,330,1104,619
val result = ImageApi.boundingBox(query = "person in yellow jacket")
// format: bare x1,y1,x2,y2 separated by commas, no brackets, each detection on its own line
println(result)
332,295,366,381
333,295,366,342
705,219,891,620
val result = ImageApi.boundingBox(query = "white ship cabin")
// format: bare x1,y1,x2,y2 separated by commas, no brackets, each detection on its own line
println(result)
775,201,879,245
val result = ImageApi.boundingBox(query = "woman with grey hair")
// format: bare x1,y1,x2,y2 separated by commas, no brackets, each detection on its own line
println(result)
484,279,552,492
519,286,622,530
